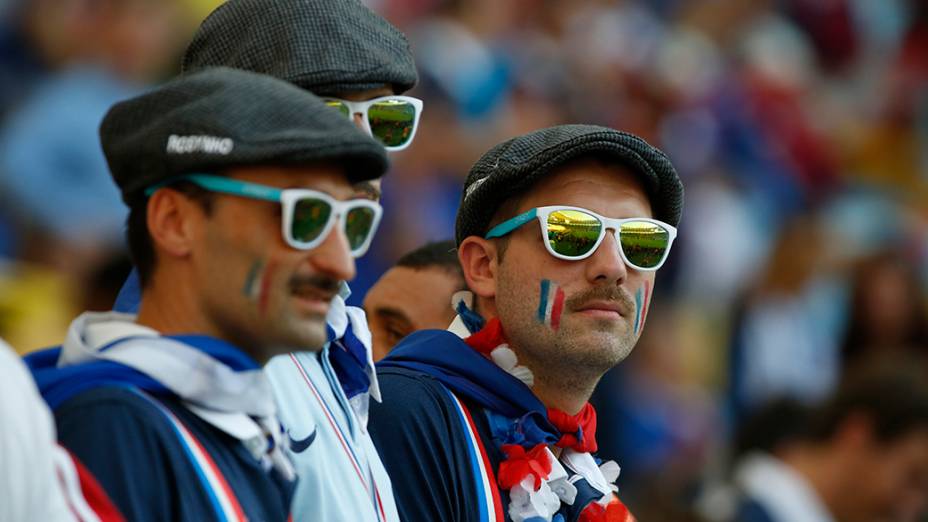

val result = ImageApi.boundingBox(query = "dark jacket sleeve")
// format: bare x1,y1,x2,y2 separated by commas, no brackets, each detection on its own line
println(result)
54,388,187,522
369,368,481,522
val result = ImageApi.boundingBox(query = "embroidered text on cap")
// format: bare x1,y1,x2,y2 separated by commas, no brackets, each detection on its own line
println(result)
166,134,234,155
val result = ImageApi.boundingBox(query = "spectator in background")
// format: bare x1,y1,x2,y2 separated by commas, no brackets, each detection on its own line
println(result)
0,0,190,350
728,215,847,420
0,336,123,521
0,0,187,253
732,364,928,522
364,239,466,360
840,248,928,371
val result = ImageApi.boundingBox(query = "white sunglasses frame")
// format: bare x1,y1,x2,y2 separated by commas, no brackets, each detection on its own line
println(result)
147,174,383,257
486,205,678,271
323,95,424,151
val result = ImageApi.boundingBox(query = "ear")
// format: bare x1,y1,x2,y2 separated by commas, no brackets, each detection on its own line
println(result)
146,188,203,260
458,236,498,301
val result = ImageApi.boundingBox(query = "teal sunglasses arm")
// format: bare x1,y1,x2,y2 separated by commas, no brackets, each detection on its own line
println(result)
485,208,538,239
143,173,283,202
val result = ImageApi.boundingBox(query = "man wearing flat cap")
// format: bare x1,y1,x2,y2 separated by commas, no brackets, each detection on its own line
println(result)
28,67,389,521
369,124,685,522
110,1,420,519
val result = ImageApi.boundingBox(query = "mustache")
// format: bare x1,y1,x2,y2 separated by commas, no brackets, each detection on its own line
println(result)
566,285,635,315
288,275,342,295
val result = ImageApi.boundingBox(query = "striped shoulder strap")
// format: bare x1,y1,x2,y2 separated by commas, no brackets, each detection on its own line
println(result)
443,388,506,522
136,392,248,522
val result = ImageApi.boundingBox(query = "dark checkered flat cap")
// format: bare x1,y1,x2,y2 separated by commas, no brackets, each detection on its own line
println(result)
100,67,389,205
182,0,417,96
455,124,684,245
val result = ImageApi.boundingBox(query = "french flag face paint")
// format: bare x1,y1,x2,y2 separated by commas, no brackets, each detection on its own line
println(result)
633,281,651,337
242,260,263,301
241,259,277,316
257,260,278,316
537,279,566,332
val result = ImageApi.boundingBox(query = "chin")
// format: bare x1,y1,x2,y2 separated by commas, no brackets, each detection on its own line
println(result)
272,318,328,352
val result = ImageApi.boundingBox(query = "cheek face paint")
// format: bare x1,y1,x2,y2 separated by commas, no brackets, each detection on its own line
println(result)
257,260,278,317
634,281,651,337
537,279,566,332
242,260,263,301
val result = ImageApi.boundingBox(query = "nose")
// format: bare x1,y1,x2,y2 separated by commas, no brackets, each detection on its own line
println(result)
352,112,366,130
307,217,356,283
584,231,627,286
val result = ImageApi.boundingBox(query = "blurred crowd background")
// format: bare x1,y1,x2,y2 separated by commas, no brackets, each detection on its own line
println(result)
0,0,926,519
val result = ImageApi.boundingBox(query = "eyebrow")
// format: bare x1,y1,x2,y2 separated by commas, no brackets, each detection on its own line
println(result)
352,181,381,201
372,307,413,330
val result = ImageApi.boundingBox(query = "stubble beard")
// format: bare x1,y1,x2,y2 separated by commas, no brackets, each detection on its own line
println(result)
499,295,638,396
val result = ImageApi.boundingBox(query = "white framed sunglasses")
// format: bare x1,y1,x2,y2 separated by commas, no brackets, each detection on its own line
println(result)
485,205,678,271
145,174,383,257
323,95,423,151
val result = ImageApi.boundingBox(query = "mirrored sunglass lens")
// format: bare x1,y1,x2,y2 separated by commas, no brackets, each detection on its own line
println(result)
368,99,416,148
344,206,376,251
291,198,332,244
546,209,602,257
325,100,351,117
619,221,670,269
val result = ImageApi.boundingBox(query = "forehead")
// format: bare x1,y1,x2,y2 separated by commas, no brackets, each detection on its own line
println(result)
223,164,356,199
517,159,653,218
330,86,395,102
365,266,460,317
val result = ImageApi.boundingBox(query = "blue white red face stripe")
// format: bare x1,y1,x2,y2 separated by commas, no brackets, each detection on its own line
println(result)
537,280,566,331
289,354,387,522
446,389,504,521
634,282,650,337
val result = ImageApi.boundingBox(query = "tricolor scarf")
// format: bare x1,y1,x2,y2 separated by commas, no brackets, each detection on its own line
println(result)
26,315,296,521
379,314,634,522
26,313,294,482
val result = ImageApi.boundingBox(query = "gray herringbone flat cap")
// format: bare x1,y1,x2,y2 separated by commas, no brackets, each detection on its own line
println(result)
182,0,417,96
100,67,389,205
455,124,684,245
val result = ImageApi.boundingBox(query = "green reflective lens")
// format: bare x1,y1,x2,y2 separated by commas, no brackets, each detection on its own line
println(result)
619,220,670,269
325,100,351,117
344,206,375,251
546,209,602,257
368,100,415,148
291,198,332,243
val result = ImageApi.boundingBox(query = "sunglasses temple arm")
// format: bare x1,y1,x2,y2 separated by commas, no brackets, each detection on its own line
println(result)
485,209,538,239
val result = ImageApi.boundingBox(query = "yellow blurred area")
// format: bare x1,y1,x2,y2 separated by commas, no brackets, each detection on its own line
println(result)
0,261,76,355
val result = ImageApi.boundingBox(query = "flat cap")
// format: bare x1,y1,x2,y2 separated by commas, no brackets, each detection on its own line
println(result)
100,67,389,205
182,0,418,96
455,124,684,245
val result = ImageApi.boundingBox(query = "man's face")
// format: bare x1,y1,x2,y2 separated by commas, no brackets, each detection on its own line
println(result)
189,165,358,362
364,266,462,361
492,160,656,382
844,429,928,522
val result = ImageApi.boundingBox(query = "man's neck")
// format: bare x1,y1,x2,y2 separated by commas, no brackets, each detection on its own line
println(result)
514,347,598,415
135,278,215,338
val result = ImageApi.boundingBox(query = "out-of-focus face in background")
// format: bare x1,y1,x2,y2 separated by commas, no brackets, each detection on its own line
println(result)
23,0,187,82
364,240,464,360
841,426,928,522
364,264,461,360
